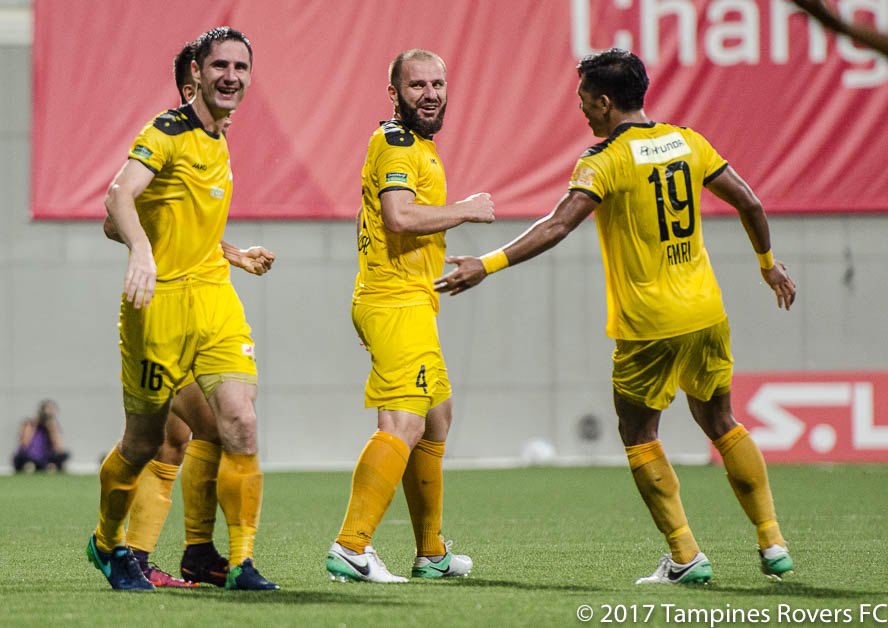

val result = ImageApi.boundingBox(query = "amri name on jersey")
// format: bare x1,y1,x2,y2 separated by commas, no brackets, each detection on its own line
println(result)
666,240,692,265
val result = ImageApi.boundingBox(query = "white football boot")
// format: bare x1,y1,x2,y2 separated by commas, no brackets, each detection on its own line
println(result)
634,552,712,584
326,542,408,583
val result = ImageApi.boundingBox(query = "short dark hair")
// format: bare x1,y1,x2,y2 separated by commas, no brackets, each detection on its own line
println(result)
193,26,252,70
577,48,649,111
173,41,196,104
389,49,446,89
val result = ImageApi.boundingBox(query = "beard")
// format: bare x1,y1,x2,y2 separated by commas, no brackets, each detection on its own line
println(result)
397,91,446,139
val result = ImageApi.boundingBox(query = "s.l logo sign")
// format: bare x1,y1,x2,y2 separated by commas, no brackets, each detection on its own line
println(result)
718,372,888,463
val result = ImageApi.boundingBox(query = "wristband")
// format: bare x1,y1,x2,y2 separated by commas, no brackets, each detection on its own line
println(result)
480,249,510,275
757,250,774,270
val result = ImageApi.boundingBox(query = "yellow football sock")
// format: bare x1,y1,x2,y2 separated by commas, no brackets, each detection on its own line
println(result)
95,445,142,553
127,459,179,553
402,438,446,557
626,441,700,564
336,431,410,553
181,439,222,547
713,424,785,549
217,451,263,566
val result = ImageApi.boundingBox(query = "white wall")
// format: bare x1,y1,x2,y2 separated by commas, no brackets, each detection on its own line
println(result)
3,33,886,473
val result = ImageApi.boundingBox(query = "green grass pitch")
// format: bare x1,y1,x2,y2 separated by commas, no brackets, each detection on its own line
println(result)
1,464,886,627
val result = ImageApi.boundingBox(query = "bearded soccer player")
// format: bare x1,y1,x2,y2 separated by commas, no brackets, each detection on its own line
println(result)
87,27,277,591
436,49,797,585
103,40,274,588
325,49,495,583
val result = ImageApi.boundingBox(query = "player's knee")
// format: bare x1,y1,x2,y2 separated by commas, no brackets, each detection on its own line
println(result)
226,406,256,432
120,435,164,467
155,439,189,466
216,405,257,452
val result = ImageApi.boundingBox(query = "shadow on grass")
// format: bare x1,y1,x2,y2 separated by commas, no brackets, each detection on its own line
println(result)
447,578,598,593
708,582,884,600
159,588,411,606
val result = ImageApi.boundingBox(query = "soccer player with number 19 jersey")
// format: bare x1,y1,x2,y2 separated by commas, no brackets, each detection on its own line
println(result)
436,48,798,585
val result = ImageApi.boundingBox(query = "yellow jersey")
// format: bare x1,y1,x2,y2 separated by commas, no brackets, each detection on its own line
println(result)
353,120,447,311
569,121,729,340
127,104,231,283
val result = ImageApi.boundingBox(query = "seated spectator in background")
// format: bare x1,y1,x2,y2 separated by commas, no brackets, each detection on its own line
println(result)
13,400,69,472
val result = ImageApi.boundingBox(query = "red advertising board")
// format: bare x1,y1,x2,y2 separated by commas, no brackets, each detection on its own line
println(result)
31,0,888,220
720,372,888,463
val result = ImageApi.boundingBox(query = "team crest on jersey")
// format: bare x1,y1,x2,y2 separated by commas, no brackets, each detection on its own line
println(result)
630,132,691,164
386,172,408,183
132,145,153,159
242,343,255,358
570,165,596,188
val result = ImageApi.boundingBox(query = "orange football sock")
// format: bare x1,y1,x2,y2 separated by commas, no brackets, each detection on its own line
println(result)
127,459,179,553
181,439,222,547
714,424,785,549
402,438,446,557
626,441,700,564
217,451,262,566
336,431,410,553
95,445,143,553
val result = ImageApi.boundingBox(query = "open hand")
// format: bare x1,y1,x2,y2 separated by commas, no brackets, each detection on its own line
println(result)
434,255,487,295
123,246,156,309
761,260,797,310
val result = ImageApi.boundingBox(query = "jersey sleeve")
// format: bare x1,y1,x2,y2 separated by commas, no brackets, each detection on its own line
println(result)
568,151,614,203
374,142,419,196
128,123,175,174
692,130,729,185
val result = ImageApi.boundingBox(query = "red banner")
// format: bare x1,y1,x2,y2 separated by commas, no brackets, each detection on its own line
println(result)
719,372,888,463
32,0,888,220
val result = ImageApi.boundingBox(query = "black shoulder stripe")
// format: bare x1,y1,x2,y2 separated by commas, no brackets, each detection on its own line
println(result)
381,120,414,147
153,106,201,137
581,138,614,158
580,122,655,158
703,162,729,186
580,128,625,157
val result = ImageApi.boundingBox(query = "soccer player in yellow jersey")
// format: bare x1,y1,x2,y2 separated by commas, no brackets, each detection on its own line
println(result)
436,49,798,584
325,49,495,583
87,27,277,591
103,41,274,589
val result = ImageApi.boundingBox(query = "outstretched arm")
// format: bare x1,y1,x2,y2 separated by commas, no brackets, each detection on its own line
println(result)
705,166,797,310
792,0,888,57
434,190,596,295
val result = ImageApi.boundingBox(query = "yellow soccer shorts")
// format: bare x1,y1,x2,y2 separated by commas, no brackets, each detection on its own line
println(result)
119,279,257,414
611,318,733,411
175,371,196,393
352,301,451,417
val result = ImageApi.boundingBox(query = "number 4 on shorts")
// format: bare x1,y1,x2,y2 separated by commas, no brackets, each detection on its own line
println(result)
415,365,427,394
